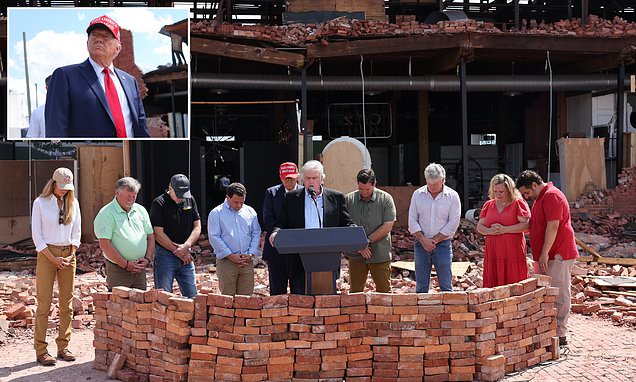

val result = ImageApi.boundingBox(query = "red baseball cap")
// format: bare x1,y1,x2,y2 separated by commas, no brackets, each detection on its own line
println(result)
279,162,299,179
87,15,121,42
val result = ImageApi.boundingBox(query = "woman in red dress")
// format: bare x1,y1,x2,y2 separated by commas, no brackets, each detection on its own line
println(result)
477,174,530,287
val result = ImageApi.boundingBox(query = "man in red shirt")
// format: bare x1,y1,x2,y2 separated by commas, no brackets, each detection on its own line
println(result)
516,170,578,346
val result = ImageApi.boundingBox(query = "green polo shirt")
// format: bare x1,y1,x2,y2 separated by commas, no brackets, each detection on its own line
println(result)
345,188,396,264
93,198,154,261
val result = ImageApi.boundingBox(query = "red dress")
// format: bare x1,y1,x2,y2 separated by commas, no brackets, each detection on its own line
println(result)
479,198,530,288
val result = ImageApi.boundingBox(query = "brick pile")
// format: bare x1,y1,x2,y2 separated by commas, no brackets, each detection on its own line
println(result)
94,275,559,382
570,264,636,326
93,287,194,382
0,275,103,329
571,166,636,217
192,16,636,47
517,15,636,36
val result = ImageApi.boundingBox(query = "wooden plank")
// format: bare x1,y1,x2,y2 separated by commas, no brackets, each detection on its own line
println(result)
469,34,636,54
624,132,636,168
575,238,601,260
143,71,187,84
560,53,621,73
587,276,636,288
423,48,463,74
391,261,471,277
78,146,125,243
307,34,466,58
191,37,305,68
577,256,636,266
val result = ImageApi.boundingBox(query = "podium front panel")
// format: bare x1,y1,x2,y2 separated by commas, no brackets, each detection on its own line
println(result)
274,226,367,254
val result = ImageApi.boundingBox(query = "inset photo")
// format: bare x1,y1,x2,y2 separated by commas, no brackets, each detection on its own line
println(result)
7,7,189,140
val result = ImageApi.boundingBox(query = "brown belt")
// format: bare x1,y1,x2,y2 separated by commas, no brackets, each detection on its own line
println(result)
47,244,72,250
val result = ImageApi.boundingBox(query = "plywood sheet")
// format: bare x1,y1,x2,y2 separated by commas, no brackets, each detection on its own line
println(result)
380,186,418,228
0,160,74,218
78,146,124,243
0,216,31,244
557,138,606,201
624,132,636,168
322,137,371,195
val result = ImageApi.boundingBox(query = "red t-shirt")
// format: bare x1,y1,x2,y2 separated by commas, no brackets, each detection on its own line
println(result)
528,182,579,261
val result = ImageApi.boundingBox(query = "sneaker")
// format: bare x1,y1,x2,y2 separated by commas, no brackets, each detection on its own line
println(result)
36,353,57,366
559,336,568,346
57,349,77,361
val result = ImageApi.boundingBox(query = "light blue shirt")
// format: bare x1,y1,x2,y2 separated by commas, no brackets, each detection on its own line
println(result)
304,188,324,228
208,200,261,259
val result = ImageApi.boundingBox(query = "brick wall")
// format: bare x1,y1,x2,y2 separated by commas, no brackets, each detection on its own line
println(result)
94,275,559,382
571,166,636,216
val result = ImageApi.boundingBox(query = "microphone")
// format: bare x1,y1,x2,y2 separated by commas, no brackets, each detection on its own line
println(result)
307,186,316,199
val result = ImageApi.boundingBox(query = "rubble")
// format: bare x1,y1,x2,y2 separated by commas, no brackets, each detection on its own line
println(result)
191,15,636,48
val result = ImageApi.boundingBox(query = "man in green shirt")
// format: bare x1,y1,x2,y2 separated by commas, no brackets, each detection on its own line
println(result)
345,169,396,293
94,177,155,290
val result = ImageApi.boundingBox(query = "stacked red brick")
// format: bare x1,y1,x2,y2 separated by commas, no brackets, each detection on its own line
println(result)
183,275,557,382
93,287,194,382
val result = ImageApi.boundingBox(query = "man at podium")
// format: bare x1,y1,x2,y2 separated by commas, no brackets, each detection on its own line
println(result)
269,160,354,295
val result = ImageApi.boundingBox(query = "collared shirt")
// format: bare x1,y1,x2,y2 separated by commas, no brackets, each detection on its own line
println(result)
31,195,81,252
26,104,45,138
93,197,154,261
345,188,396,263
208,200,261,259
304,188,324,228
408,184,461,239
528,182,578,261
88,57,134,137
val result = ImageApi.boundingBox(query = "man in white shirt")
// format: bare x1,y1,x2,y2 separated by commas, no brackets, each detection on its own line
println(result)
26,75,51,138
408,163,461,293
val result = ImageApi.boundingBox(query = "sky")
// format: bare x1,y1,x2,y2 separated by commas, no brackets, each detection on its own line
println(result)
7,7,189,134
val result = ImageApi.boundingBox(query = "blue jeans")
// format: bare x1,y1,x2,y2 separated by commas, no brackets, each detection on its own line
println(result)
153,246,197,298
414,239,453,293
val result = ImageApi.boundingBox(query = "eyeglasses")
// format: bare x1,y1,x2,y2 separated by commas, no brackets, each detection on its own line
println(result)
59,209,64,224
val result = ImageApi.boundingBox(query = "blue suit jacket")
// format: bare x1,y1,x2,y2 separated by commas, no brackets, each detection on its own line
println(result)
45,59,149,138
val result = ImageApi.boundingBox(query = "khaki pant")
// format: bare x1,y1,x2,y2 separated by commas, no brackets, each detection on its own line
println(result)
348,258,392,293
216,257,254,296
536,254,576,338
34,245,76,356
105,260,147,291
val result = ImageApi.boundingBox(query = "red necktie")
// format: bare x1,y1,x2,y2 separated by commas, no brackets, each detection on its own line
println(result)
102,68,127,138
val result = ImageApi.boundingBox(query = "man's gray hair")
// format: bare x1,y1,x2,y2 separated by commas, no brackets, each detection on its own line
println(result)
116,177,141,193
424,163,446,181
301,160,326,182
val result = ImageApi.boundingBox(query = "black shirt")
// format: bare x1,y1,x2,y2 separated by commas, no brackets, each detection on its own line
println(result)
149,193,200,248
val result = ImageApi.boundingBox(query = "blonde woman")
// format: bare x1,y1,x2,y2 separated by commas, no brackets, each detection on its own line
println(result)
31,167,81,366
477,174,530,287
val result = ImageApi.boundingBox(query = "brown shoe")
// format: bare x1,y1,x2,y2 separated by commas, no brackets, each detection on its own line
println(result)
57,349,77,361
37,353,57,366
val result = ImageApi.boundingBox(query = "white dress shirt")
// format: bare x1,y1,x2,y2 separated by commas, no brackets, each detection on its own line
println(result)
26,104,45,138
88,57,134,137
408,185,461,239
31,195,82,252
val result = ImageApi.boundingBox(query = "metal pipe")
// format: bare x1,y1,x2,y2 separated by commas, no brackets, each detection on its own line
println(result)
301,67,312,164
460,58,469,212
153,90,188,100
192,74,626,92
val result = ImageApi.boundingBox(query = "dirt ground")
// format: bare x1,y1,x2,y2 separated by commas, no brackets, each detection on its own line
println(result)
1,314,635,382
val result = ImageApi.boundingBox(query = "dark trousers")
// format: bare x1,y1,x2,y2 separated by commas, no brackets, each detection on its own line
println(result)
267,258,304,295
